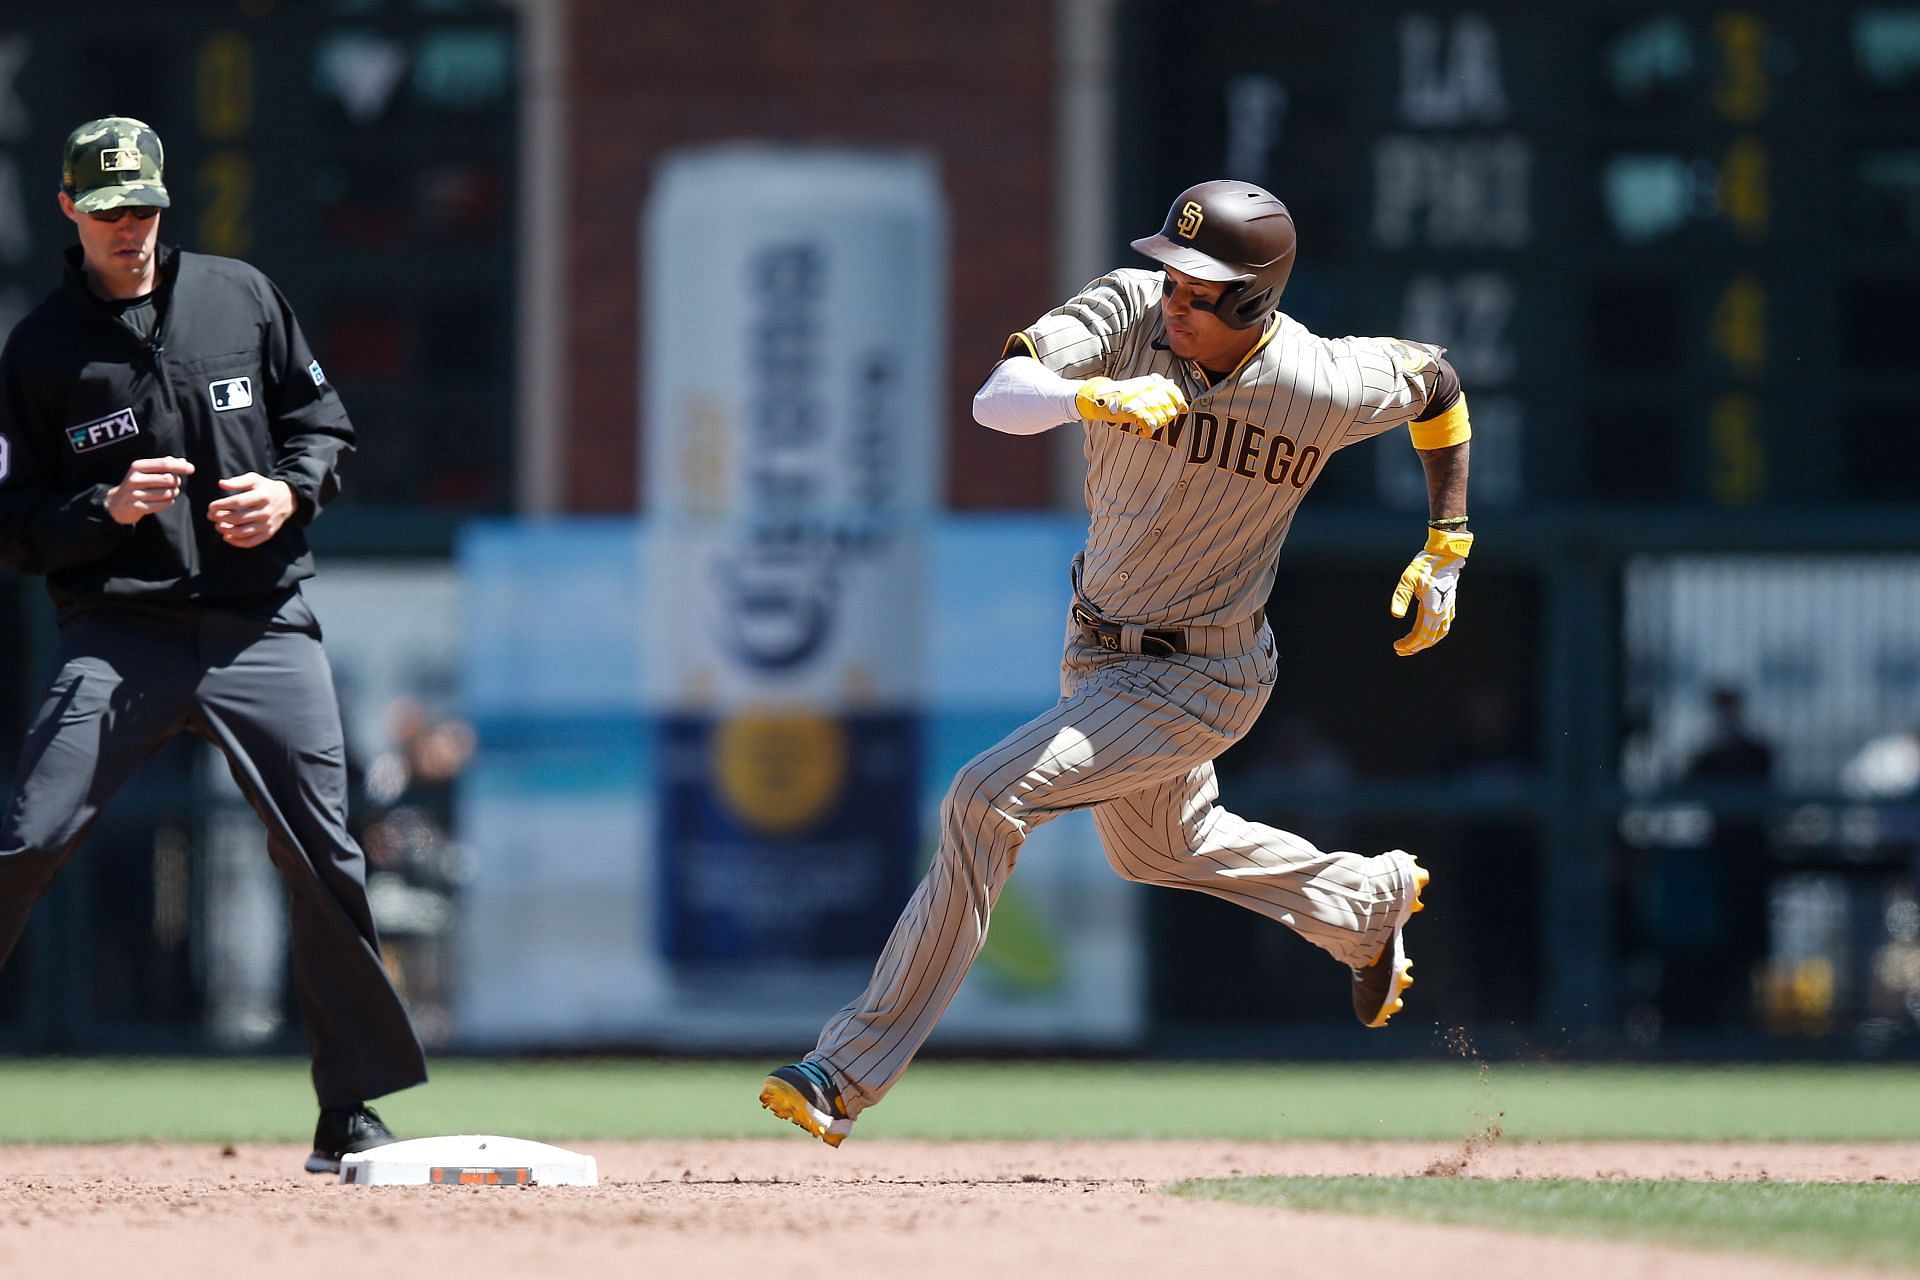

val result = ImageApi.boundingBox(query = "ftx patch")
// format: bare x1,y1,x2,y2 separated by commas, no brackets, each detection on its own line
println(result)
67,407,140,454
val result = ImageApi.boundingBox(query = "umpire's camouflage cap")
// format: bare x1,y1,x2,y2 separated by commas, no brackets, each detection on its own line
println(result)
61,116,171,213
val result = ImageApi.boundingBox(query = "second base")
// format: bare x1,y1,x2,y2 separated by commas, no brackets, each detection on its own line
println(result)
338,1135,598,1186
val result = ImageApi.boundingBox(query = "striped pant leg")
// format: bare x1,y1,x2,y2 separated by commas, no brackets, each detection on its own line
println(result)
1091,764,1406,970
810,662,1222,1114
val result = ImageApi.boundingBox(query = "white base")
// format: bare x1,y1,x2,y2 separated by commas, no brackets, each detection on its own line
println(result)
338,1135,598,1187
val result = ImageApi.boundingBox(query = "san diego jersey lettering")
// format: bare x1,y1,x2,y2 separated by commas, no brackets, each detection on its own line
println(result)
1016,267,1446,627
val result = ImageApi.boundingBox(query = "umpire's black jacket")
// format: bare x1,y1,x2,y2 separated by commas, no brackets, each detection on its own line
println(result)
0,244,353,618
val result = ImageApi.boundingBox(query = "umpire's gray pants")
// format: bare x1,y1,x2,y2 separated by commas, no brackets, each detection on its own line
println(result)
0,597,428,1107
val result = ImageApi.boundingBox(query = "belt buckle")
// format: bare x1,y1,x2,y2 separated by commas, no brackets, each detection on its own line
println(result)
1074,603,1118,651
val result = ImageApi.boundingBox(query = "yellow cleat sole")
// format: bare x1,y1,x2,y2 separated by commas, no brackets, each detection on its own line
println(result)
1365,956,1415,1028
1360,853,1427,1028
759,1076,847,1148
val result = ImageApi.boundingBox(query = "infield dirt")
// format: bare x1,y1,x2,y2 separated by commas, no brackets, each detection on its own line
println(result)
2,1139,1914,1279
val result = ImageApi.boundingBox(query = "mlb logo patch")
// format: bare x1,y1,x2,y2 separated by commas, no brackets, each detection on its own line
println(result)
209,376,253,412
100,147,143,172
66,407,141,454
308,359,326,388
0,433,10,483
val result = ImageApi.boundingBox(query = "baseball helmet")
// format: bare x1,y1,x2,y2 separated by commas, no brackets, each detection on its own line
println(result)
1130,180,1295,329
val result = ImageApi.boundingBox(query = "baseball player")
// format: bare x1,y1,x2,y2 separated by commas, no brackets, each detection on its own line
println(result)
0,118,427,1171
761,179,1473,1146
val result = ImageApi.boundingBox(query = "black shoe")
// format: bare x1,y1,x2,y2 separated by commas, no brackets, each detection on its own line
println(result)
305,1104,397,1174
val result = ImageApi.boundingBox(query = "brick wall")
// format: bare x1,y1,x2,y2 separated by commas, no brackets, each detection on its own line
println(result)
564,0,1061,511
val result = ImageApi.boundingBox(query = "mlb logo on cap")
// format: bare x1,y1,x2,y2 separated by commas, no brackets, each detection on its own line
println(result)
61,116,171,214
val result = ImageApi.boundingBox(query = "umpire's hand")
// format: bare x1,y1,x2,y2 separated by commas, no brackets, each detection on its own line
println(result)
208,472,297,548
105,456,195,524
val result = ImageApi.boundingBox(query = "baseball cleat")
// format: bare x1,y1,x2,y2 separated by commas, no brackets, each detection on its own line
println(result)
759,1062,854,1148
305,1104,397,1174
1351,852,1428,1029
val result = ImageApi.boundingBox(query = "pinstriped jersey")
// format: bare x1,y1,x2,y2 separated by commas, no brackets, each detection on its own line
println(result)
1012,267,1446,628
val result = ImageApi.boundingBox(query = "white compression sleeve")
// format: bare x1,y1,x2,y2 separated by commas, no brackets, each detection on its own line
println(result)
971,357,1084,435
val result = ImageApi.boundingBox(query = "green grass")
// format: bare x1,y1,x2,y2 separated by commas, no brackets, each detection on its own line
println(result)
0,1058,1918,1144
1172,1176,1920,1273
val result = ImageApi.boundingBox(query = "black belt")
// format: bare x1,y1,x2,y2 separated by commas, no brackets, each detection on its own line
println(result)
1071,603,1188,657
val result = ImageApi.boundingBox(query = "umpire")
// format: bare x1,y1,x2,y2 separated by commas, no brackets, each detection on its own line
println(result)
0,117,426,1172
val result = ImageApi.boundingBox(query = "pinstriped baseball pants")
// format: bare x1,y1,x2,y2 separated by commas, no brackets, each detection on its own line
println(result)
808,615,1416,1117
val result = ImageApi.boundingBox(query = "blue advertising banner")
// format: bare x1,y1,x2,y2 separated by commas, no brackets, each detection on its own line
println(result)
655,712,917,961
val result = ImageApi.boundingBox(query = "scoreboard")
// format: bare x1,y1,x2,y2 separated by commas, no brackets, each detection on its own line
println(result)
1116,1,1920,512
0,2,519,540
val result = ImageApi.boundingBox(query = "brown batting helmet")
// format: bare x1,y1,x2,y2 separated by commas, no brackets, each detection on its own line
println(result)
1131,180,1296,330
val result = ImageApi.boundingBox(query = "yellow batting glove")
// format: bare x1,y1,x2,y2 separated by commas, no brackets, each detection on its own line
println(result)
1390,528,1473,656
1075,374,1188,438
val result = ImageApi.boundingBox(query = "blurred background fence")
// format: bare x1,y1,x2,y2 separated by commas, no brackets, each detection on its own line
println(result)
1,0,1917,1062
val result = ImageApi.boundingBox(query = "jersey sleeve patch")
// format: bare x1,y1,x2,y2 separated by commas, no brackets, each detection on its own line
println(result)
308,359,326,387
1388,339,1436,377
0,432,10,483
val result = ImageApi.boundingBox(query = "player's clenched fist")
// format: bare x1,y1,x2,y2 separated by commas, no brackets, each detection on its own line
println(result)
1075,374,1188,438
1390,528,1472,656
104,456,195,525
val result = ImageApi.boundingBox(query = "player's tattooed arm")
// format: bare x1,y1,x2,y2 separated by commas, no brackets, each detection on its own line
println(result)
1416,437,1469,529
1410,356,1470,524
1388,438,1472,656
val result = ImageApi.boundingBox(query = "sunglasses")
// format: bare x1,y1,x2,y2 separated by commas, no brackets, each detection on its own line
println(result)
86,206,161,223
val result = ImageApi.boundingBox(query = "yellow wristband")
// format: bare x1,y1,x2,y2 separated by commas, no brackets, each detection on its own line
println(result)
1409,393,1472,450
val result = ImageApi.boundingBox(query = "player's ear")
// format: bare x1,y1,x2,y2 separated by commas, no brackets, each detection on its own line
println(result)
56,189,78,223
